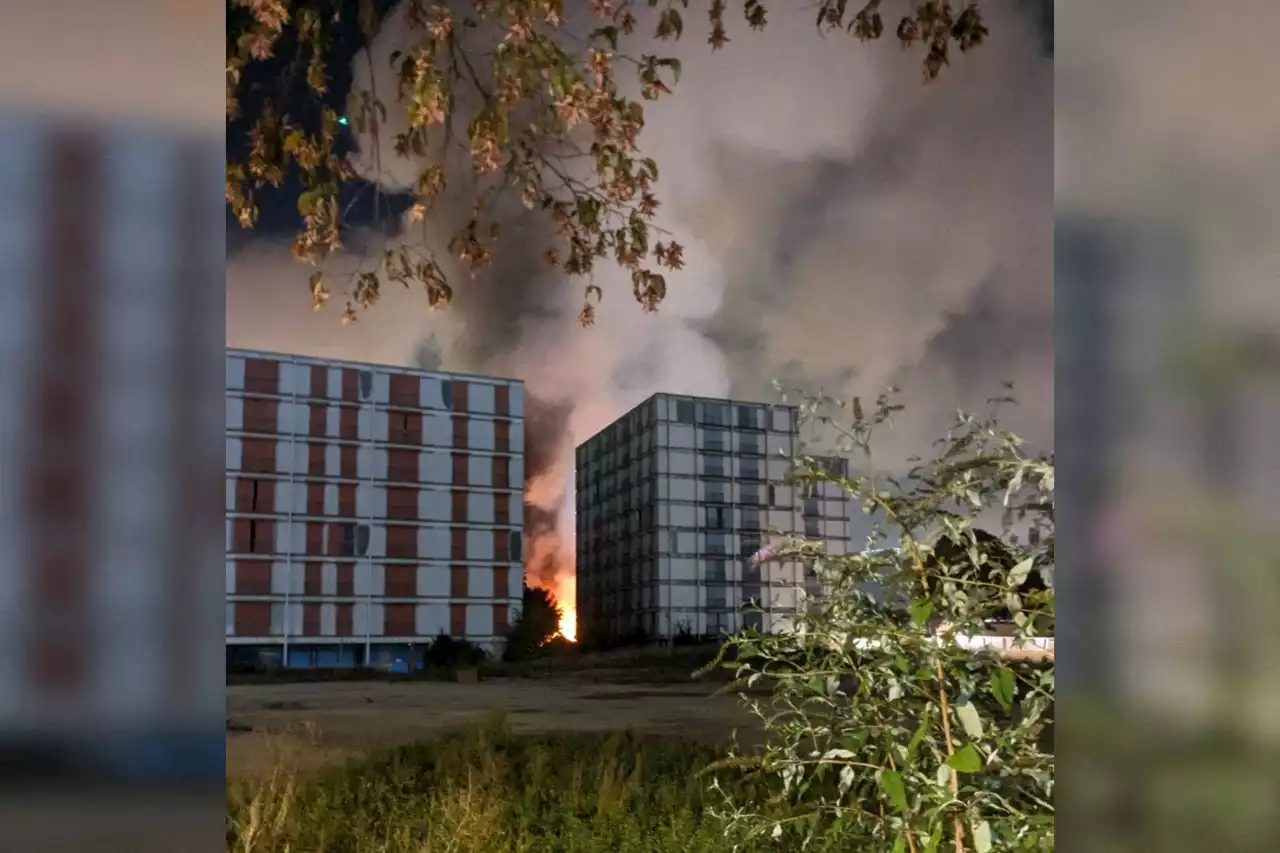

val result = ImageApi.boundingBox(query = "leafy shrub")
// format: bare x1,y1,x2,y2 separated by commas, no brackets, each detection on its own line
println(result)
704,388,1054,852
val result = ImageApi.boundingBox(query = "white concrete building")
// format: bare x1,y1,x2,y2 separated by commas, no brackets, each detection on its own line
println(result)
225,349,526,667
575,393,853,645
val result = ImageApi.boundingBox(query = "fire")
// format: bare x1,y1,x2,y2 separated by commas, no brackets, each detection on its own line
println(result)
555,573,577,642
523,514,577,644
524,465,578,643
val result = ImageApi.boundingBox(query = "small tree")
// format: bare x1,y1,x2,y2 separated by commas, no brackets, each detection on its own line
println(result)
503,584,563,660
704,387,1054,852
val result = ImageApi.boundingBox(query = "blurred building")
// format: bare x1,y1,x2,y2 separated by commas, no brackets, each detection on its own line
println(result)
224,349,526,668
575,394,853,645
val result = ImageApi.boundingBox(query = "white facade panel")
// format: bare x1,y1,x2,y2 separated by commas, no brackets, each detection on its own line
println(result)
418,565,449,597
467,530,494,561
465,604,492,636
468,418,496,451
468,455,492,487
469,383,496,414
420,450,451,483
419,527,450,560
470,566,494,598
423,413,450,446
468,492,494,523
420,489,450,521
416,603,449,635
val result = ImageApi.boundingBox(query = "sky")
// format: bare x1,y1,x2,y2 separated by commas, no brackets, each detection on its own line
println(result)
227,0,1054,570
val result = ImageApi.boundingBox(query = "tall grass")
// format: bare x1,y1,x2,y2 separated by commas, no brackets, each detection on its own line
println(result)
227,718,833,853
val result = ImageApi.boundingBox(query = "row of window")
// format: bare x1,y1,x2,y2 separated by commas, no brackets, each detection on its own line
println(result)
228,478,522,524
228,519,523,560
228,398,519,450
231,356,517,416
580,399,789,462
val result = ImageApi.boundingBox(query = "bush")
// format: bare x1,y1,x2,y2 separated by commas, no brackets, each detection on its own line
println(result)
703,388,1055,852
423,633,489,669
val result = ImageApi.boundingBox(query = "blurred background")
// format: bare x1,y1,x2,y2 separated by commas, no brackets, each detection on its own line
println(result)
0,1,224,850
1057,1,1280,850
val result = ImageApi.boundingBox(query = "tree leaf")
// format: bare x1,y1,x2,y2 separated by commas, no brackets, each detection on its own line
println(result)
906,708,930,762
1009,557,1034,587
877,770,908,813
909,599,933,626
657,57,683,84
989,668,1015,713
592,26,620,50
892,835,906,853
955,700,984,740
945,744,982,774
972,820,993,853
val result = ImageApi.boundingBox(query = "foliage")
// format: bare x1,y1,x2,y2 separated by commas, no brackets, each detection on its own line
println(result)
702,387,1054,851
423,632,491,667
503,584,563,659
226,0,990,325
227,719,843,853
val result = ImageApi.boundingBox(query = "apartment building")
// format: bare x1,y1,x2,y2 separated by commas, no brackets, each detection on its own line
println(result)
575,393,853,646
225,349,526,669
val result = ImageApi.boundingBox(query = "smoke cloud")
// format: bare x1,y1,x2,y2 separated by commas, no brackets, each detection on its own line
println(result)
227,0,1052,596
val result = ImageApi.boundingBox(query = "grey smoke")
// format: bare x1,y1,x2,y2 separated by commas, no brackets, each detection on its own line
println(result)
227,0,1053,566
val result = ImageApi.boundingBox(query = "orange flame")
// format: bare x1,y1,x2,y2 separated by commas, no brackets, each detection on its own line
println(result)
555,574,577,642
523,507,577,643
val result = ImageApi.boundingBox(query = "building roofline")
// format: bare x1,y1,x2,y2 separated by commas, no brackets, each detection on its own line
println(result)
573,390,799,451
225,347,524,385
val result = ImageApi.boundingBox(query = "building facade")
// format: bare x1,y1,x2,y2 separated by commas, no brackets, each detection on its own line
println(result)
575,393,852,646
225,349,526,668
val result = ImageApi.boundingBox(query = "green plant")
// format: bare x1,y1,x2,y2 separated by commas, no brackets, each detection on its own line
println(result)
424,632,490,668
503,584,563,660
227,719,832,853
702,387,1054,851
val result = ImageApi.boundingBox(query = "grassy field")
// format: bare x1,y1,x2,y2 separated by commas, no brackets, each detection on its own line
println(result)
226,653,791,852
227,720,801,853
226,659,756,779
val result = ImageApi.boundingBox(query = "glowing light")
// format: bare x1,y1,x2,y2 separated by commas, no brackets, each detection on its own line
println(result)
338,116,350,126
556,573,577,642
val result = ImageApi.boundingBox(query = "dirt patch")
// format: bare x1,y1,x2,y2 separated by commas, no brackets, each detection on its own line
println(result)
226,675,760,779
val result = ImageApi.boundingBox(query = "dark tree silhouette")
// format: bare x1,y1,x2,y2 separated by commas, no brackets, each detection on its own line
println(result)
503,584,562,660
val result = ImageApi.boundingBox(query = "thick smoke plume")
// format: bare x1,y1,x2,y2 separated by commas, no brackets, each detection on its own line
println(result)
227,0,1052,610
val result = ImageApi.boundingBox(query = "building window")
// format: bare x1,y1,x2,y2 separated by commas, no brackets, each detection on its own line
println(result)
736,405,758,429
441,380,454,409
706,584,728,608
706,559,727,582
357,370,374,400
704,480,727,503
741,508,761,530
740,459,762,481
740,485,761,506
804,517,821,538
702,429,728,452
803,498,820,517
705,456,726,477
675,400,695,424
509,531,522,560
705,532,727,554
739,434,761,455
355,523,370,556
706,506,727,529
